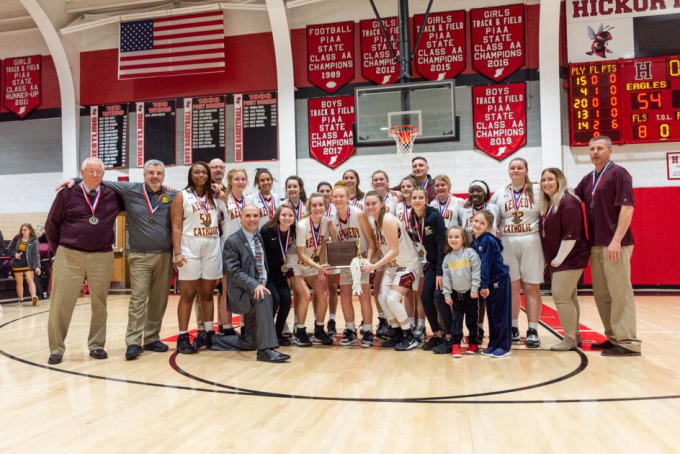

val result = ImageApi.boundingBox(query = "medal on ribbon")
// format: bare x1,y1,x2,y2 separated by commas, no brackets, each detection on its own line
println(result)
277,225,290,273
197,194,212,228
511,184,526,225
590,160,613,209
541,203,552,238
337,207,350,241
143,185,162,225
231,191,245,216
403,204,411,231
438,196,451,217
259,193,276,218
413,214,426,258
81,184,101,226
310,217,322,258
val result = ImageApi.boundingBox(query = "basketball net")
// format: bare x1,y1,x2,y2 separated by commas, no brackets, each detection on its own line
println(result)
389,125,419,158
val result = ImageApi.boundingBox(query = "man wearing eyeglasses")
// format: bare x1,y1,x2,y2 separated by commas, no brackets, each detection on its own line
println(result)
45,157,124,365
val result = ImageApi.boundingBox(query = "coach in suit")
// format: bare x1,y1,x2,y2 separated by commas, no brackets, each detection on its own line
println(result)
215,205,290,363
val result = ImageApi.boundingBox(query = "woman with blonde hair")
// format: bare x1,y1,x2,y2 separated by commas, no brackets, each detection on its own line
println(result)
539,168,590,351
8,223,41,305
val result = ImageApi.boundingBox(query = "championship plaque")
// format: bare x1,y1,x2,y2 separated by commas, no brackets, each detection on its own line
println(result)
327,240,360,269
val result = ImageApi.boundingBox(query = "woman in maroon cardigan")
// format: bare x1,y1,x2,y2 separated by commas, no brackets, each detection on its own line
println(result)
538,168,591,351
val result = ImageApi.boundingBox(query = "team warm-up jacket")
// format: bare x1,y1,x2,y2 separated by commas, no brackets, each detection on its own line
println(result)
410,205,447,276
471,232,509,289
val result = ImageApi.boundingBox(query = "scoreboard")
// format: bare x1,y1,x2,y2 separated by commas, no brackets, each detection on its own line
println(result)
569,62,622,146
569,56,680,146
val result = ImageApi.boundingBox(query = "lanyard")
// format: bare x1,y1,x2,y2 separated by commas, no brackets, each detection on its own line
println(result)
81,184,101,217
471,203,487,218
403,204,411,230
143,186,161,216
412,212,425,245
231,192,245,215
197,193,211,217
325,203,333,218
591,161,613,199
259,193,275,218
437,196,451,217
277,225,290,261
310,217,321,253
289,199,302,220
511,183,526,213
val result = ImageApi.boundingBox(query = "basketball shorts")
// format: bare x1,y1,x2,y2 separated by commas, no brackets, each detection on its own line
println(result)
381,267,419,291
179,236,223,280
501,233,545,284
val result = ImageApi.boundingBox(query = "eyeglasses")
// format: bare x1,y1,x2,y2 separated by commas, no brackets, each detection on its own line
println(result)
210,165,226,170
83,170,104,176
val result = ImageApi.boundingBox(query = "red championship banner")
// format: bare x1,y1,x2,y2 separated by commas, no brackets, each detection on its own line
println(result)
470,5,525,83
3,55,41,118
308,96,355,169
360,17,401,85
307,22,355,93
414,11,466,81
472,83,526,161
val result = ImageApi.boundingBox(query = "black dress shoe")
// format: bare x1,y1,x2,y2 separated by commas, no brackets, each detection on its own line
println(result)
143,340,169,352
89,349,108,360
601,345,641,357
257,348,291,363
48,354,63,365
125,345,144,360
591,340,616,350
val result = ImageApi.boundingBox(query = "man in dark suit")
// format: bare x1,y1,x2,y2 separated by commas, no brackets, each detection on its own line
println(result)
214,204,290,363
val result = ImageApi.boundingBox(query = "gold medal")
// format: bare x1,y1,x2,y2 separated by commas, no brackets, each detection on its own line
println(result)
590,200,595,209
418,249,425,258
203,218,211,228
89,216,99,225
149,218,156,225
281,265,289,273
512,213,522,225
313,256,320,264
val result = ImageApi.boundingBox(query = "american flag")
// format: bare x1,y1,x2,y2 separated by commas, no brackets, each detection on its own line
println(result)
118,11,225,79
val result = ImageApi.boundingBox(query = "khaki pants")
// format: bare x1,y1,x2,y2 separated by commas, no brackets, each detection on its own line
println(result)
590,246,641,352
551,269,584,341
48,247,114,355
125,252,173,346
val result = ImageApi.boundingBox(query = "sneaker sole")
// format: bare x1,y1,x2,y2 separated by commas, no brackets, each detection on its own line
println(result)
465,350,478,355
526,342,540,348
361,342,374,348
294,340,313,347
480,351,494,356
491,351,512,358
452,354,462,358
339,340,358,346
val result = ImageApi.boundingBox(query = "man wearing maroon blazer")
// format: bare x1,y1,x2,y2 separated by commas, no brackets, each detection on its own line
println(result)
45,157,123,365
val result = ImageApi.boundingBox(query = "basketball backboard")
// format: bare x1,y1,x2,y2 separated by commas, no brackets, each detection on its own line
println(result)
354,80,456,146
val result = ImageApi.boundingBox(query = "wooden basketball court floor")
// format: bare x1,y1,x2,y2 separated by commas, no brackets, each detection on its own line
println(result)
1,293,679,452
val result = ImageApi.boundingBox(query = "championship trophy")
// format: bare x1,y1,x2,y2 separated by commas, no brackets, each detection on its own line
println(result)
327,239,365,295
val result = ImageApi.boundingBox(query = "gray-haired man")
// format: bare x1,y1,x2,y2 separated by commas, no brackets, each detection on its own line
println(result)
60,159,177,360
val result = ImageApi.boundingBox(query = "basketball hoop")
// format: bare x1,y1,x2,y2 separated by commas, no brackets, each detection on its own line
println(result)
389,125,419,158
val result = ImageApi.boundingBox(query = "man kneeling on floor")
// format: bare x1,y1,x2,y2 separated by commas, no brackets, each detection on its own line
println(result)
211,205,290,363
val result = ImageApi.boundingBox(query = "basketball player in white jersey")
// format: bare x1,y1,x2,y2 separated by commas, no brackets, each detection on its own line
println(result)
489,158,545,347
431,174,463,229
283,176,308,221
329,181,376,347
289,193,334,347
457,180,500,243
317,181,339,336
171,162,223,354
362,191,419,351
343,169,365,210
246,168,279,229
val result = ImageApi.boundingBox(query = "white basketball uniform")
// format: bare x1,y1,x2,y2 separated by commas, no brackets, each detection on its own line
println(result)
293,216,329,277
282,198,308,222
324,203,339,276
490,184,545,284
220,192,246,249
430,195,463,229
457,203,500,244
373,213,422,291
180,189,223,280
395,202,411,229
246,191,279,229
331,205,370,286
382,193,397,215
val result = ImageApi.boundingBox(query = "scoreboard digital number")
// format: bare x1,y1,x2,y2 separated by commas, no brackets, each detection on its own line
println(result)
569,56,680,146
621,56,680,144
569,62,622,146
